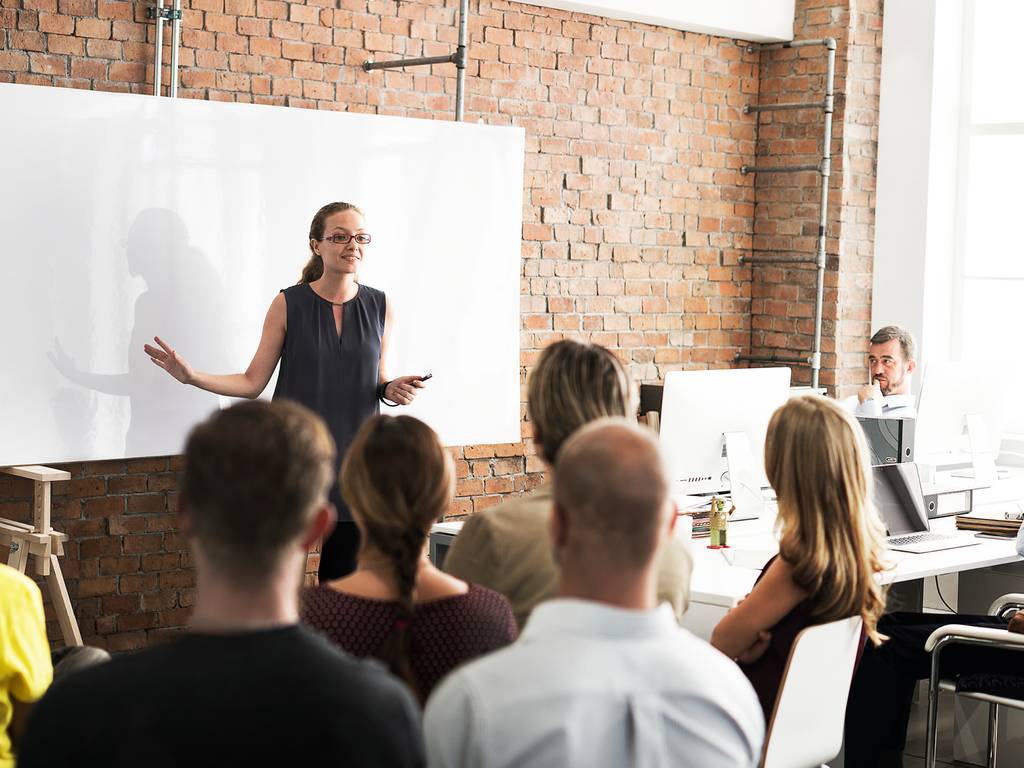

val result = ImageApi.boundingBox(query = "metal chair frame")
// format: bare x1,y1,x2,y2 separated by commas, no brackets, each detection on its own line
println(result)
925,593,1024,768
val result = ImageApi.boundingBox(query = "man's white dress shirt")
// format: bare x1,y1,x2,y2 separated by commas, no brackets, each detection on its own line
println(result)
424,599,764,768
847,393,917,419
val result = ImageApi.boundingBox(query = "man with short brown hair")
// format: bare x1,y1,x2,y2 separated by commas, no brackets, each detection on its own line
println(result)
443,339,691,628
20,401,424,768
854,325,917,418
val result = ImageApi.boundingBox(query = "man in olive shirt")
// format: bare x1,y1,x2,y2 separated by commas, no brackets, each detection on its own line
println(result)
20,401,423,768
444,340,691,628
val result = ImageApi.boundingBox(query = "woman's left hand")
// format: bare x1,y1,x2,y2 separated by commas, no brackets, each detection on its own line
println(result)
735,631,772,664
385,375,427,405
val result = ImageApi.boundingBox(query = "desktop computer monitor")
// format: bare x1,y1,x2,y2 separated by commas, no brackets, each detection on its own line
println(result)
659,367,792,496
915,360,1001,467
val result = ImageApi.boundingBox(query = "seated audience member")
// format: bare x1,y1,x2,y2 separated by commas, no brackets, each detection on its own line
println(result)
48,645,110,680
19,401,424,767
845,610,1024,767
0,564,52,768
0,564,109,768
425,420,764,768
848,325,917,418
443,339,691,628
843,519,1024,767
302,415,516,703
711,395,888,720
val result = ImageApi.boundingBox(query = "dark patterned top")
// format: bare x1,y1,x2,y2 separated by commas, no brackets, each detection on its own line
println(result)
300,583,517,699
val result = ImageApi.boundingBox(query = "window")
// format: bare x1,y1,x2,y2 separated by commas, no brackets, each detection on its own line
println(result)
953,0,1024,362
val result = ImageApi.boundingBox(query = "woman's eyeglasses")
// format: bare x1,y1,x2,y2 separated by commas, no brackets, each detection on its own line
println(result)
320,233,371,245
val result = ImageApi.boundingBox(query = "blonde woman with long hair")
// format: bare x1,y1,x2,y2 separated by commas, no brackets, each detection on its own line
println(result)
711,395,887,719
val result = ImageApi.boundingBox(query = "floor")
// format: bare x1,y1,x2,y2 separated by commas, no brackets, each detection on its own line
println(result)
903,688,979,768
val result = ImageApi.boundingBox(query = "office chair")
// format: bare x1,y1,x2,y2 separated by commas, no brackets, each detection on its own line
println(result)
761,616,864,768
924,593,1024,768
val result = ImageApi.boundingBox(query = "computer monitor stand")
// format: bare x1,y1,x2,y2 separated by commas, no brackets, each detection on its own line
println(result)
968,413,997,484
723,431,766,521
949,413,999,485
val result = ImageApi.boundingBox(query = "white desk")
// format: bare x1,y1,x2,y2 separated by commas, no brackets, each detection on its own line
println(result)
430,493,1023,641
683,512,1024,640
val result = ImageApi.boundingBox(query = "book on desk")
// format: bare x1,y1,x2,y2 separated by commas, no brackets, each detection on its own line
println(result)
955,507,1023,537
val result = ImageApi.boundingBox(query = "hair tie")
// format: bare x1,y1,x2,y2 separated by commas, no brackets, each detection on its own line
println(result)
394,618,410,631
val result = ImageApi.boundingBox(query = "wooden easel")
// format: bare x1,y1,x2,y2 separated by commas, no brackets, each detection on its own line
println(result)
0,466,81,646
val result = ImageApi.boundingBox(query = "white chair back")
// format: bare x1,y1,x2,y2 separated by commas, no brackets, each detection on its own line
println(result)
761,615,863,768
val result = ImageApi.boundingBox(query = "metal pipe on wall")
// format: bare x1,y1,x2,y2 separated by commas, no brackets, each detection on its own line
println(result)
363,54,454,70
744,101,825,113
740,256,816,265
736,37,837,390
454,0,468,121
749,38,836,52
741,163,820,175
742,355,811,365
153,0,164,96
361,0,469,121
810,39,837,390
169,0,181,98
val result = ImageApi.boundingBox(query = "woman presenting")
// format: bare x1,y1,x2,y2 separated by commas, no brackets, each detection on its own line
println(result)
144,202,426,580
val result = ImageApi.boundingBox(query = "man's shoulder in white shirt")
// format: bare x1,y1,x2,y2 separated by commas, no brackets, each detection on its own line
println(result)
840,393,917,420
424,599,764,768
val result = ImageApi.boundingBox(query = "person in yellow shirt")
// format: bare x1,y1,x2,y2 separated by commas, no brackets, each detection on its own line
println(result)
0,564,52,768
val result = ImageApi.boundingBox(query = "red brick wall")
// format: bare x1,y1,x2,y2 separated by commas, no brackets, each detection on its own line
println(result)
1,0,767,650
1,0,884,650
747,0,882,392
0,460,193,650
833,0,882,395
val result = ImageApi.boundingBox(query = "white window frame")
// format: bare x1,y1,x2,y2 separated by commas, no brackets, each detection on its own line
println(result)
950,0,1024,359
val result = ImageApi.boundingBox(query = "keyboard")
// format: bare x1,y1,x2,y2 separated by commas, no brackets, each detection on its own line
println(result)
888,532,953,546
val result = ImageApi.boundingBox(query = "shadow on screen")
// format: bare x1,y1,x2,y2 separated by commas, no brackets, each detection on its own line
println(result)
48,208,226,457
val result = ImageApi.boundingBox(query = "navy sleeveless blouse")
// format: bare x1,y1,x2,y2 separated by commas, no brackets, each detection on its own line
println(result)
738,554,816,720
272,282,385,521
739,554,865,721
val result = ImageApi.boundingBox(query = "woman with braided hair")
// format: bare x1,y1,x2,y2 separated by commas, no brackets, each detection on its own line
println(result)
301,415,517,703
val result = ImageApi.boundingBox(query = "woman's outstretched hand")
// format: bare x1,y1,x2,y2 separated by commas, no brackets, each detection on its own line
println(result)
385,375,428,406
144,336,195,385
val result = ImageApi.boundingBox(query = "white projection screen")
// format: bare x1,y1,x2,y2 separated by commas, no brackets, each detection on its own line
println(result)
0,83,524,465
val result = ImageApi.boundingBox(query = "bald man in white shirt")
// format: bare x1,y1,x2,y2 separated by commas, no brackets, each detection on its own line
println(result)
425,419,763,768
